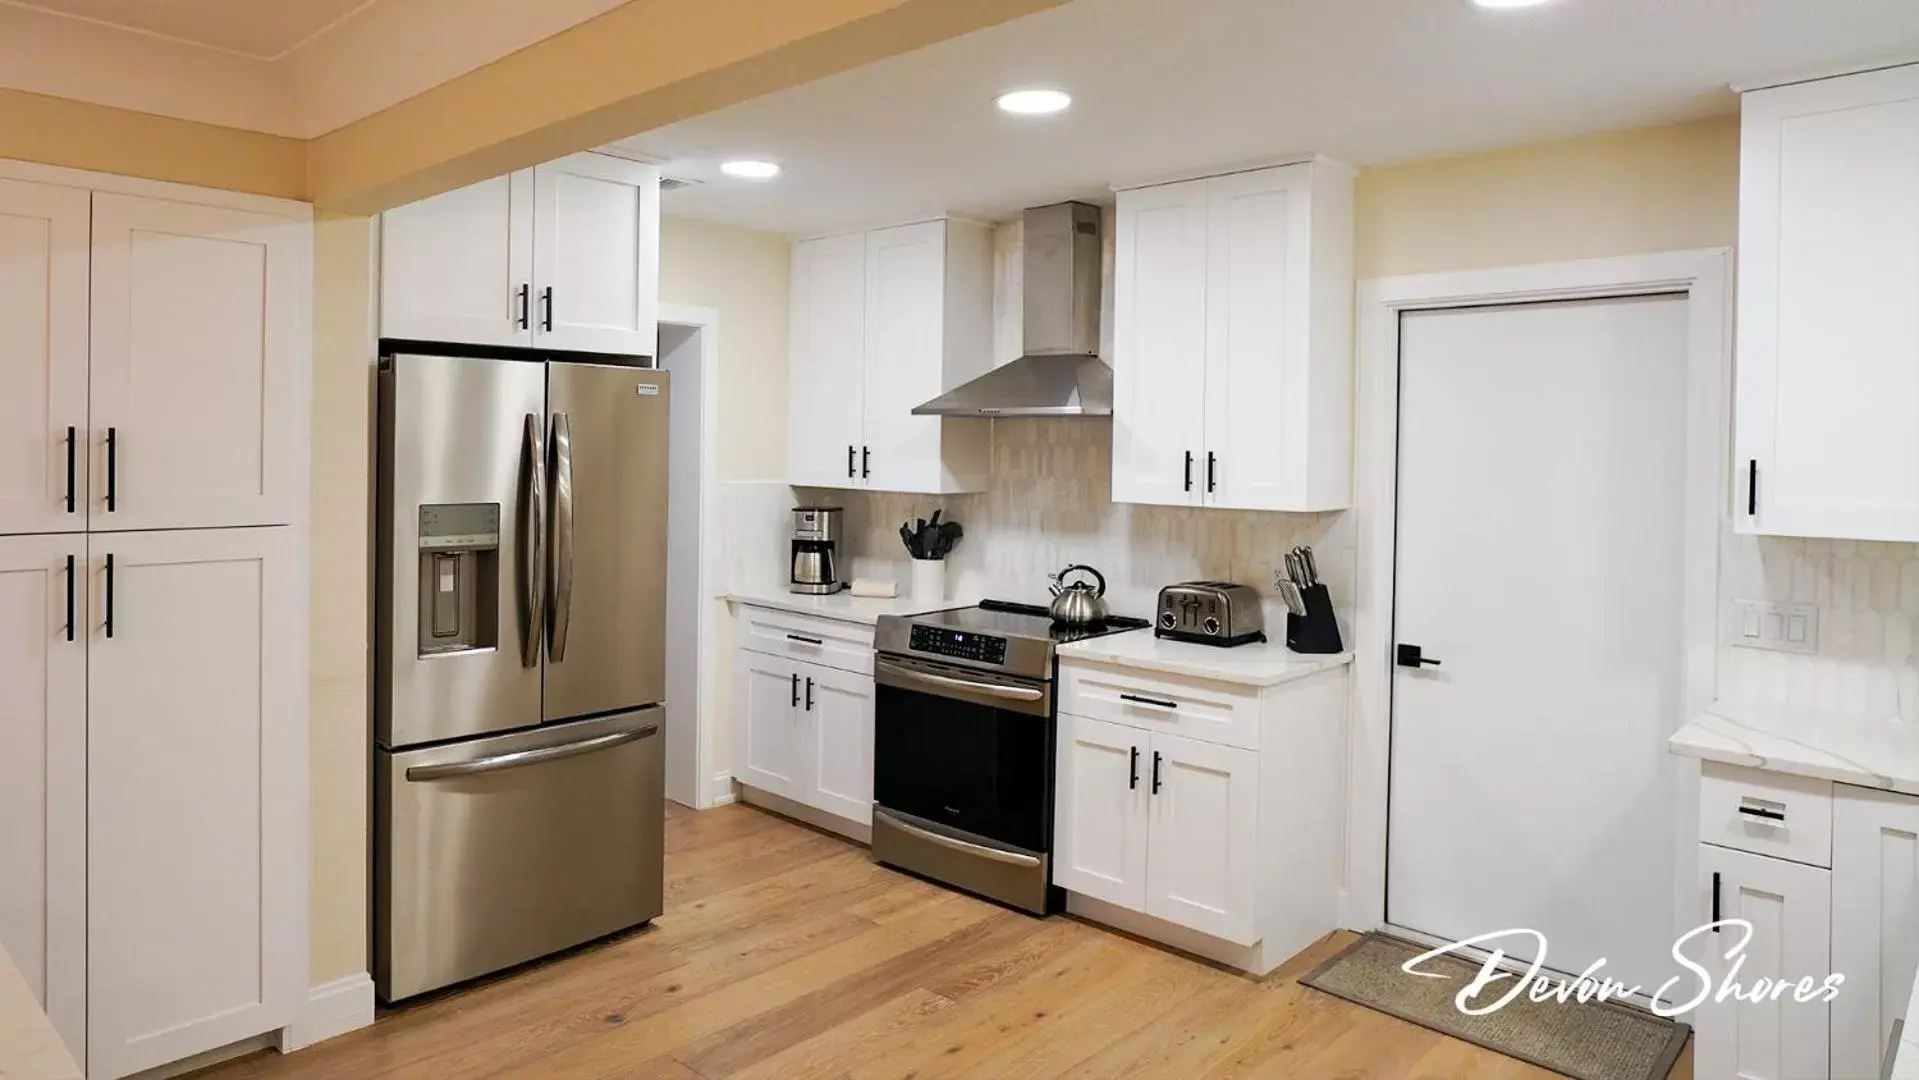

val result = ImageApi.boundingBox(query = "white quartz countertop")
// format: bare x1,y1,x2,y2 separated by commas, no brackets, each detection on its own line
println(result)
724,586,969,626
1668,699,1919,795
1057,629,1352,688
0,944,81,1080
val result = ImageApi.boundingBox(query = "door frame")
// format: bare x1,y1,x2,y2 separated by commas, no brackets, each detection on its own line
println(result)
1344,250,1733,955
657,303,725,809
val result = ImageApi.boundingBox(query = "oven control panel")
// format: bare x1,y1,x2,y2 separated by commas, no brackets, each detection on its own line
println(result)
909,625,1008,666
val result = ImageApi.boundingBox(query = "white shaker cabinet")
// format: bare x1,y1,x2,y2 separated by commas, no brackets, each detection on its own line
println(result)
382,153,660,356
1832,786,1919,1080
787,218,991,494
735,650,808,801
90,193,307,532
0,533,86,1064
1694,843,1832,1080
1111,159,1353,513
1055,713,1151,911
1736,63,1919,541
802,663,875,827
86,526,303,1080
728,606,877,833
0,179,89,536
1144,730,1258,945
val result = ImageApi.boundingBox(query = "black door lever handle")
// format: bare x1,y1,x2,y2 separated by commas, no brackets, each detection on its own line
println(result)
1396,643,1441,668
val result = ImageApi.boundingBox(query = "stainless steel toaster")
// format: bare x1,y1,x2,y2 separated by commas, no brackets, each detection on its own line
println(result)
1155,582,1266,647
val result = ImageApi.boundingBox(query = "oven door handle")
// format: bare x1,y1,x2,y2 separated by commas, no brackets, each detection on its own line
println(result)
874,656,1045,702
873,808,1042,868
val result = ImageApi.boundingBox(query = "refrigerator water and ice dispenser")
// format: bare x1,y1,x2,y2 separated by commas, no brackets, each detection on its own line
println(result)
415,502,500,656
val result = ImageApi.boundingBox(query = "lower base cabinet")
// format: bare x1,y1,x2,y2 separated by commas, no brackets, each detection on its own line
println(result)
1694,843,1831,1080
734,644,874,828
1832,787,1919,1080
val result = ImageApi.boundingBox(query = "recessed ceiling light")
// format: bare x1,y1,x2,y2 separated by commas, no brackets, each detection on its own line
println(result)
720,160,780,179
995,89,1072,116
1473,0,1558,7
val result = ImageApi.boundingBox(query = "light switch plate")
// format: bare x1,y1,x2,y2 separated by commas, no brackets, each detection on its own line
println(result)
1728,599,1818,654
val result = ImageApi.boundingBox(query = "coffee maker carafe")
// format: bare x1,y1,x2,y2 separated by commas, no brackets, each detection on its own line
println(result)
789,506,843,595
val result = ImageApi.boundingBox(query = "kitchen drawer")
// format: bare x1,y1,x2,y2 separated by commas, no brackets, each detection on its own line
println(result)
733,605,876,675
1699,761,1833,868
1059,660,1260,750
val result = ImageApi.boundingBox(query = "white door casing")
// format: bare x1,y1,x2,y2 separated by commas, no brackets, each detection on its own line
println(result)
1054,713,1149,911
804,662,874,826
1692,844,1831,1080
379,171,534,348
532,153,660,356
1144,730,1257,945
1111,179,1208,507
0,178,89,535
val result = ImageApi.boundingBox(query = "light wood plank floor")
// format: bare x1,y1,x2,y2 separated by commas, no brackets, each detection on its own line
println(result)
196,802,1690,1079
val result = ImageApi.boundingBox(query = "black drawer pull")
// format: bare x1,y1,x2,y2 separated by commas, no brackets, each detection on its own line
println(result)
786,633,824,646
1736,805,1786,822
1119,693,1178,710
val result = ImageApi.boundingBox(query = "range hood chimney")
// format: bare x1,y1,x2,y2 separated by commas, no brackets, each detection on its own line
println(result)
912,201,1110,418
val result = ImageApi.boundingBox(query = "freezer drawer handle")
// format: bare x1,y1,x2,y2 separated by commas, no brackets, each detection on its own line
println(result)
873,807,1041,868
404,725,657,781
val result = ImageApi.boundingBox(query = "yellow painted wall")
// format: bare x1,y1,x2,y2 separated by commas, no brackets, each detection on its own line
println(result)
1355,114,1740,278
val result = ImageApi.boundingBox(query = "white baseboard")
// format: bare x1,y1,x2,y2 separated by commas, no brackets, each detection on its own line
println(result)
706,771,738,807
280,972,375,1051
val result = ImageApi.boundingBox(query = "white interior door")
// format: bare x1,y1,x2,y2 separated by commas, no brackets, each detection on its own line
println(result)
804,663,874,825
0,534,86,1067
90,193,305,531
532,153,660,356
1387,294,1690,992
88,526,300,1079
0,179,89,535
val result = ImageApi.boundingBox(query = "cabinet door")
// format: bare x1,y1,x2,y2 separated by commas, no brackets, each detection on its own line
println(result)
1737,65,1919,541
861,221,946,493
88,526,300,1079
735,651,805,799
1832,787,1919,1080
1112,180,1208,507
788,234,869,488
801,662,874,825
1144,730,1257,944
1203,166,1311,511
90,194,306,531
0,179,89,536
1694,844,1831,1080
1054,713,1149,911
0,534,85,1067
380,171,534,348
532,154,660,356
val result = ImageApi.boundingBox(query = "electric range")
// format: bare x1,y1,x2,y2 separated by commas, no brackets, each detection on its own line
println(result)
870,600,1150,914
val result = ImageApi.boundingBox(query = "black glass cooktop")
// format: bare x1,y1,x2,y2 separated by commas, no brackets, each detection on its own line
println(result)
913,599,1150,644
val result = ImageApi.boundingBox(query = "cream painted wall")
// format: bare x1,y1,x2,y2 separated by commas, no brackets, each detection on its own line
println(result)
307,212,376,985
1354,114,1739,278
658,215,792,481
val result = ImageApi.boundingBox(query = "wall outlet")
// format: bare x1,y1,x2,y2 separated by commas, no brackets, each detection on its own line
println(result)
1728,599,1818,654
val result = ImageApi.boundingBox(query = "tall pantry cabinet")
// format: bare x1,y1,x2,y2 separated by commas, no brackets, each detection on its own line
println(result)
0,166,310,1079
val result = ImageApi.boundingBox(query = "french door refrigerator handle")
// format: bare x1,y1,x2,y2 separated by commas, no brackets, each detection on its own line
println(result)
403,725,657,781
520,414,546,668
549,411,576,661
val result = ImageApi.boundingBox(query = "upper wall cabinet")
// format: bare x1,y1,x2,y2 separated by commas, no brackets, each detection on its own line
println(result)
1112,160,1354,513
1737,64,1919,541
0,178,89,536
381,153,660,357
788,218,992,494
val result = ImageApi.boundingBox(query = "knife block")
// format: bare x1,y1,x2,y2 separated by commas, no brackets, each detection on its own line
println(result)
1285,583,1344,655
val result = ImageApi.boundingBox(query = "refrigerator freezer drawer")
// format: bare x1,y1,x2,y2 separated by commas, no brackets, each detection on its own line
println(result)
375,709,665,1002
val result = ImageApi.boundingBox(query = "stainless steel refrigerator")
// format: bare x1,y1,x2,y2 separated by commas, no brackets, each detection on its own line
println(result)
374,351,669,1002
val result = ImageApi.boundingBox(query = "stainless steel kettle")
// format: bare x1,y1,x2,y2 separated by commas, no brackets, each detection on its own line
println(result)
1048,564,1109,626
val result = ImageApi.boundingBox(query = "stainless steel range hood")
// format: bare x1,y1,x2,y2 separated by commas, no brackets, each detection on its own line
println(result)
913,201,1110,418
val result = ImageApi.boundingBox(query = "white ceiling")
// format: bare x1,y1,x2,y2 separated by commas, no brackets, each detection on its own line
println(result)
609,0,1919,236
4,0,373,58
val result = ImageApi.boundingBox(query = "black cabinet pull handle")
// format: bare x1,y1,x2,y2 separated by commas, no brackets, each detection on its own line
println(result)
104,553,114,638
1128,745,1139,790
516,284,530,330
1150,750,1162,794
1747,459,1758,517
540,287,554,332
105,427,117,512
1183,451,1193,492
790,672,799,708
64,554,74,642
847,445,856,479
805,677,815,712
1711,870,1721,930
1206,451,1217,494
1736,805,1786,822
1120,692,1179,710
861,446,870,479
64,426,75,513
1396,643,1441,668
786,633,824,646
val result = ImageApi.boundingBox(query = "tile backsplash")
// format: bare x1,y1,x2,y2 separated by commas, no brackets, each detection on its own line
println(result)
1720,534,1919,719
799,418,1353,635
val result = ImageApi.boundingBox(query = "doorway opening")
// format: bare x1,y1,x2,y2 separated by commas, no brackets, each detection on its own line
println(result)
658,305,722,809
